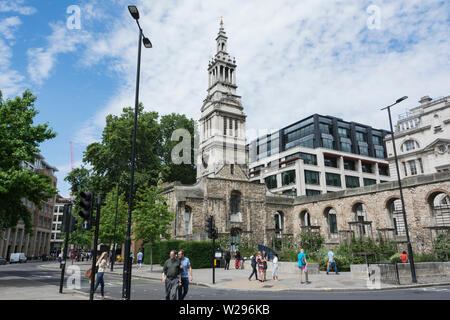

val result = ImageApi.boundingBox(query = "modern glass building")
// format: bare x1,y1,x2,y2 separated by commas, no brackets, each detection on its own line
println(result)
248,114,391,196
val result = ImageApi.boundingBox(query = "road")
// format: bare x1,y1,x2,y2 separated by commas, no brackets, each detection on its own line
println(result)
0,262,449,300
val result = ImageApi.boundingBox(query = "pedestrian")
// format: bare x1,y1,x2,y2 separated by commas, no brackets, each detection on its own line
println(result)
400,251,408,263
234,250,241,269
326,248,339,275
162,250,181,300
177,249,193,300
130,252,134,264
272,253,279,281
137,250,144,269
93,252,109,300
298,249,310,284
257,252,265,282
248,252,258,281
261,251,268,281
224,248,231,270
58,252,62,263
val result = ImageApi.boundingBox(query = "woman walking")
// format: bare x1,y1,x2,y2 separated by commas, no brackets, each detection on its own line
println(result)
257,252,265,282
234,250,241,269
93,252,109,300
272,253,279,281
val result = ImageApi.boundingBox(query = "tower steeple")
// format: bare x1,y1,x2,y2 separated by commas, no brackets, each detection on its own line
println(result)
197,19,247,180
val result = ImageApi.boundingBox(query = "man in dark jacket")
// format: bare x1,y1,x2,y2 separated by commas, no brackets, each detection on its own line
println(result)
224,248,231,270
248,252,258,281
162,250,181,300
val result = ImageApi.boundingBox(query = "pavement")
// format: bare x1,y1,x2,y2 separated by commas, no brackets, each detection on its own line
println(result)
39,260,450,292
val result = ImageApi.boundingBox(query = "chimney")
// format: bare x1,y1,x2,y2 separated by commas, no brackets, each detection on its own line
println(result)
419,95,432,104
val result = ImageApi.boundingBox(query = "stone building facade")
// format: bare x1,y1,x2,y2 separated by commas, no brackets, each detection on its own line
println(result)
159,22,450,255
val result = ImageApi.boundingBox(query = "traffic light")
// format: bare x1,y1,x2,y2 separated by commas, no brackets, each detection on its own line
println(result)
78,191,94,230
205,215,213,236
70,216,78,232
61,204,71,233
211,227,218,239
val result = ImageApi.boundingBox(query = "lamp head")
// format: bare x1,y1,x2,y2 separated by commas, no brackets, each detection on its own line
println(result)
128,5,139,20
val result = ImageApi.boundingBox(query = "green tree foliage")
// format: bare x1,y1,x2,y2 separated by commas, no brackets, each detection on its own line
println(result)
98,188,128,248
0,90,57,234
159,113,196,185
296,232,325,253
433,232,450,261
132,184,175,246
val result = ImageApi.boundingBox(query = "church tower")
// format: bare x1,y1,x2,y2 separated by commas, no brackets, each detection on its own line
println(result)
197,19,247,180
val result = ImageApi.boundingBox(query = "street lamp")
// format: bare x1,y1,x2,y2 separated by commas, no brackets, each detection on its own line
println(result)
122,5,152,300
110,167,121,272
381,96,417,283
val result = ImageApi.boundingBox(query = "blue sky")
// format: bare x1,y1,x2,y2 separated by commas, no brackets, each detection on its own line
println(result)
1,0,449,198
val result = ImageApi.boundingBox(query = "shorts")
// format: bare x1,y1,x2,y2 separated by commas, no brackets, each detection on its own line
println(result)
138,260,142,264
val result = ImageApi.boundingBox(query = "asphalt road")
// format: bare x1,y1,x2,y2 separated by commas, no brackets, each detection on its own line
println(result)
0,262,450,300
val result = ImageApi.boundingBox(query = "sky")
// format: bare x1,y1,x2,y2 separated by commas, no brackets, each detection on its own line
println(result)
0,0,449,198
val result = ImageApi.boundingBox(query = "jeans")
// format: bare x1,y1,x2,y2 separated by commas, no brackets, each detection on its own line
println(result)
178,278,189,300
93,272,104,296
249,266,258,280
327,261,338,274
165,278,178,300
224,259,230,270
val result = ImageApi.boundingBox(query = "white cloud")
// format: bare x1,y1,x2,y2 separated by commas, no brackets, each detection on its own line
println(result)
0,0,36,15
74,0,449,141
26,22,91,85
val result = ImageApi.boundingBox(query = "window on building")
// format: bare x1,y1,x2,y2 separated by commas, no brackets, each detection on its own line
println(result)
184,207,192,235
304,170,320,185
373,135,383,146
340,142,352,153
418,158,424,173
281,170,296,186
378,165,389,176
324,156,338,168
402,140,418,152
325,173,341,187
338,127,350,138
265,175,278,189
345,175,360,188
359,145,369,156
375,149,385,159
363,178,376,186
328,209,338,234
408,160,417,175
223,117,227,135
282,189,297,196
285,152,317,166
356,132,367,143
344,159,356,171
322,138,334,149
361,162,373,173
402,162,408,176
306,189,321,196
319,123,332,134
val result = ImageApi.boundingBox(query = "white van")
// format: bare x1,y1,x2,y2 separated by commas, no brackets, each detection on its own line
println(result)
9,253,27,263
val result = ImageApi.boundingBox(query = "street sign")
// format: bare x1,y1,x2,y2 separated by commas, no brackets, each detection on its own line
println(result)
215,251,222,259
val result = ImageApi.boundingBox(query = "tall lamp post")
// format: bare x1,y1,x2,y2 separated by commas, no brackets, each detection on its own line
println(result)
122,5,152,300
381,96,417,283
110,167,121,272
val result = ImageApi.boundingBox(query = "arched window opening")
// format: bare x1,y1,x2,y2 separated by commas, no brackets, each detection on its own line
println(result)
184,206,192,235
429,192,450,227
388,199,406,236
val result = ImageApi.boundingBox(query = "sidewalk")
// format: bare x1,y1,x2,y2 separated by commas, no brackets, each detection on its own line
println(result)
40,261,450,292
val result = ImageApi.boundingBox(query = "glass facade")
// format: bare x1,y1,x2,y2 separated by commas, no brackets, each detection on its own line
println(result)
305,170,320,185
340,142,352,153
281,170,296,186
344,159,356,171
345,175,360,188
361,162,373,173
265,175,277,189
306,189,321,196
326,172,341,187
324,156,338,168
286,152,317,165
363,178,376,186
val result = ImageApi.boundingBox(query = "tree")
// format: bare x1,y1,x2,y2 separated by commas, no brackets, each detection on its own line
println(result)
160,113,196,185
0,90,57,234
83,105,163,201
132,184,175,270
98,188,128,250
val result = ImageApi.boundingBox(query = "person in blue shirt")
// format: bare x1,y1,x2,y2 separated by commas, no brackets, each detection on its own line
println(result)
327,248,339,275
177,249,193,300
297,249,310,284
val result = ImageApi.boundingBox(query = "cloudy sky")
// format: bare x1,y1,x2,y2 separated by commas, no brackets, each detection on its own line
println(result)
1,0,449,197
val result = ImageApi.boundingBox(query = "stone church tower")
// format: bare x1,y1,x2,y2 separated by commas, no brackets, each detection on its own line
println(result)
197,19,247,180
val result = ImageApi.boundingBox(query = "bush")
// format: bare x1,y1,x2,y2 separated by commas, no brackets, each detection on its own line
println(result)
143,241,161,265
297,232,325,253
389,253,402,264
278,249,298,262
433,233,450,261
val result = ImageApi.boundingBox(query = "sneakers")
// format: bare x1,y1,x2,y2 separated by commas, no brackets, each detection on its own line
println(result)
326,272,329,275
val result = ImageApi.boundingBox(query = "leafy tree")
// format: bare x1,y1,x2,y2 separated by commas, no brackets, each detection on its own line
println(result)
132,184,175,269
0,90,57,234
83,105,163,201
160,113,196,185
98,188,128,249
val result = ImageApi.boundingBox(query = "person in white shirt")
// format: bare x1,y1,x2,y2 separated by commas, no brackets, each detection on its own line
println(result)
93,252,109,300
272,254,279,281
137,250,143,269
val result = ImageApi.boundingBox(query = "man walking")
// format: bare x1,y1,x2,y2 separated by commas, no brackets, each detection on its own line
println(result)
248,252,258,281
298,249,310,284
162,250,181,300
177,249,192,300
224,248,231,270
137,250,144,269
327,248,339,275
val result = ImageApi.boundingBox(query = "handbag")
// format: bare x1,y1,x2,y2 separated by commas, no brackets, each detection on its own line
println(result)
85,268,92,278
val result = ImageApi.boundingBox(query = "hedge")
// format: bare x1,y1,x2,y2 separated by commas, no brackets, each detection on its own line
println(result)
143,240,214,269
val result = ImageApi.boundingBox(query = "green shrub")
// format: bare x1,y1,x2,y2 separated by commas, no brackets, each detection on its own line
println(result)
433,233,450,262
279,249,298,262
297,232,325,253
143,241,161,265
389,253,402,264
